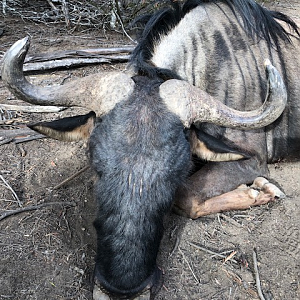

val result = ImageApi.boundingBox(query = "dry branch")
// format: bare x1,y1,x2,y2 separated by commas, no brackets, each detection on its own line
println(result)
0,46,133,74
2,0,7,15
22,56,130,73
13,134,45,144
61,0,71,28
25,46,134,63
188,241,239,264
52,165,90,190
0,201,76,221
0,104,66,113
0,128,45,145
253,249,267,300
178,247,199,283
46,0,59,12
0,174,22,207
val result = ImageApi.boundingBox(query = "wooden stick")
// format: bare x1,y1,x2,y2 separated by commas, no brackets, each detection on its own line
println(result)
0,175,22,207
0,201,76,221
188,241,239,264
0,104,66,113
25,46,134,63
0,128,45,145
223,250,237,264
21,56,130,73
189,241,226,258
52,165,90,190
253,249,266,300
0,137,13,145
61,0,71,28
2,0,6,15
169,236,181,257
113,1,136,44
0,46,133,75
0,128,39,138
46,0,58,11
179,247,199,283
14,134,45,144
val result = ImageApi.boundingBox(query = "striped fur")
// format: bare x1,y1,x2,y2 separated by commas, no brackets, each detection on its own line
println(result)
131,0,300,162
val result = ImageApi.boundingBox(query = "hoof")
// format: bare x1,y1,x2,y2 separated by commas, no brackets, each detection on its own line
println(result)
251,177,286,200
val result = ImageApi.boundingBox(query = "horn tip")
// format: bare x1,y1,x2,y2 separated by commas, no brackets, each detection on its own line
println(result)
264,59,271,68
16,36,31,50
7,36,31,57
2,36,31,79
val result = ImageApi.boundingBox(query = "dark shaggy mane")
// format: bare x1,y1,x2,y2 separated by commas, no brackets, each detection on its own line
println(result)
131,0,300,79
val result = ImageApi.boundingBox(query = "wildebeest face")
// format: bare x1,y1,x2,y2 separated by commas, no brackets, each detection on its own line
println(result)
90,76,191,297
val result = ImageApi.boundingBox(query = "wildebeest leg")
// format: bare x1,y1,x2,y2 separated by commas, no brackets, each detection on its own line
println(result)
173,158,284,219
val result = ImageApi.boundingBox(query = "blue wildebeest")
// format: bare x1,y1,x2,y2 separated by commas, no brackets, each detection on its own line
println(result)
1,0,299,299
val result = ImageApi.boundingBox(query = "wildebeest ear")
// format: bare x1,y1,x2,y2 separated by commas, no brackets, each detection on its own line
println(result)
28,111,96,141
190,129,250,162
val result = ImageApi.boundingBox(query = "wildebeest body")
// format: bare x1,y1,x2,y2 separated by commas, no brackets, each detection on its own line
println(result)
1,0,297,299
131,0,300,208
133,1,300,163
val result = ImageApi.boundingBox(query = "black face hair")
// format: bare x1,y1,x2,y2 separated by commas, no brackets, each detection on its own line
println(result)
90,76,191,295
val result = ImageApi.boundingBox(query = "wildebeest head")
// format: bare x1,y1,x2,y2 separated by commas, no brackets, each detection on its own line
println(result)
1,36,287,299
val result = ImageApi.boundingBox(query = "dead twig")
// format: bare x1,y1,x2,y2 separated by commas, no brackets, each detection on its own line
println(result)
188,241,239,264
46,0,59,12
219,213,243,228
169,235,181,257
0,104,66,113
0,46,133,75
18,56,130,73
25,46,134,63
2,0,6,15
113,2,136,44
253,248,266,300
0,175,22,207
14,134,45,144
222,267,243,285
0,128,45,145
189,241,225,258
61,0,71,28
224,250,237,264
52,165,90,190
0,137,13,145
178,247,199,284
0,129,34,139
0,201,76,222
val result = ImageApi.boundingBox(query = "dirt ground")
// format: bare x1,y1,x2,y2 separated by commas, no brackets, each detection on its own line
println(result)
0,1,299,300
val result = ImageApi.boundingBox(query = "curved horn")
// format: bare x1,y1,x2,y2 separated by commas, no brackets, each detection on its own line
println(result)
159,60,287,129
1,37,135,115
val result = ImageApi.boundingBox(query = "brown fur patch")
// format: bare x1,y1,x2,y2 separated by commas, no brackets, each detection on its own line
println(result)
32,116,95,142
190,131,244,162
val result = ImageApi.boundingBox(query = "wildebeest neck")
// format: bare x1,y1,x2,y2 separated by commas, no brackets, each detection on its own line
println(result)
90,76,191,297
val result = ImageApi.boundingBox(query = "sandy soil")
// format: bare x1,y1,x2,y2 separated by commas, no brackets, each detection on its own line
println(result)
0,1,299,300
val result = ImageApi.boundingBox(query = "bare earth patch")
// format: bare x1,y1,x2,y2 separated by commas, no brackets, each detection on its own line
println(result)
0,1,299,299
